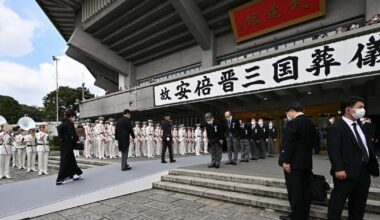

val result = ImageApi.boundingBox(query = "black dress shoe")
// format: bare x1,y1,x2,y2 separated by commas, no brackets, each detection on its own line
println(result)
250,158,258,160
245,159,249,162
170,159,176,163
215,165,220,169
240,159,246,162
161,161,167,163
231,162,237,165
208,164,215,168
225,161,233,165
122,166,132,171
279,215,291,220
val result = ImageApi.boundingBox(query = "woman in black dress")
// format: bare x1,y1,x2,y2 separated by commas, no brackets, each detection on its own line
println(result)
56,109,83,185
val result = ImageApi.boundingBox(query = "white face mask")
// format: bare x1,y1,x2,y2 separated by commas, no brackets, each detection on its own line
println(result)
351,108,365,120
329,119,334,123
100,121,103,124
287,114,292,121
269,123,273,127
71,117,76,122
251,121,256,125
258,121,263,125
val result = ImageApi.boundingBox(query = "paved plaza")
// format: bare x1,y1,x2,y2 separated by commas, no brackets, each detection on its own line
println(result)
32,189,282,220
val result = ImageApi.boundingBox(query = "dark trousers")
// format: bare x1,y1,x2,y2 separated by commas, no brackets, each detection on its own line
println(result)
57,147,83,182
284,169,311,220
258,139,267,159
161,140,174,162
250,139,258,159
121,149,129,170
210,140,223,166
328,166,370,220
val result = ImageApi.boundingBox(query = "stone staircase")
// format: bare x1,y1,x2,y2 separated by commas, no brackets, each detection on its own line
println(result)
46,156,112,170
153,168,380,220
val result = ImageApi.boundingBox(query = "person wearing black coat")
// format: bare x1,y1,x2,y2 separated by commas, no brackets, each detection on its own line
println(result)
327,97,379,220
267,121,277,157
223,111,240,165
256,118,268,159
56,109,83,185
278,102,315,220
204,113,224,168
160,113,175,163
239,120,251,162
115,109,135,171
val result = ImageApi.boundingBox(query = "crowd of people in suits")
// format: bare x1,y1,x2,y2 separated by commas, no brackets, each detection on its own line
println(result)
279,97,379,220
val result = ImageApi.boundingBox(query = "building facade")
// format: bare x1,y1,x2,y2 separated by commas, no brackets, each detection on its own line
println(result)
38,0,380,148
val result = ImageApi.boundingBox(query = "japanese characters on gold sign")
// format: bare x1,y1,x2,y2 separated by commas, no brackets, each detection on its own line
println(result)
154,32,380,106
229,0,326,42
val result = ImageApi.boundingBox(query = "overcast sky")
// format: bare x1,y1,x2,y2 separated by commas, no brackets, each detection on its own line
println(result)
0,0,105,107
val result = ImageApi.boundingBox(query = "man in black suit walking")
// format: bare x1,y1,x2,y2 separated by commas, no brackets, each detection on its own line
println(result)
115,109,135,171
278,102,315,220
161,113,175,163
327,97,379,220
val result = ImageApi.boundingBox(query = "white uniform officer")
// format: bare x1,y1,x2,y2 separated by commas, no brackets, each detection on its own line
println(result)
203,129,209,153
172,125,179,155
0,124,13,179
178,124,186,155
24,128,37,172
36,124,52,175
84,119,93,158
155,124,162,156
15,129,26,169
95,117,107,159
107,118,116,159
146,120,155,158
133,121,141,157
194,124,202,156
141,121,148,157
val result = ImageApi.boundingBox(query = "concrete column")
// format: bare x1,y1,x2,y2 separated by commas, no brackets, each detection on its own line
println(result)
201,31,216,68
118,63,136,90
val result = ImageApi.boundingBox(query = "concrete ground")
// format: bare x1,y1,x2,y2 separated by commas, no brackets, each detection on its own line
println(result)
0,167,58,186
32,188,283,220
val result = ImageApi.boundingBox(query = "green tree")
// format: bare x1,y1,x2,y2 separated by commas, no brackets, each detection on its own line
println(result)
0,95,21,124
19,104,44,122
43,86,94,121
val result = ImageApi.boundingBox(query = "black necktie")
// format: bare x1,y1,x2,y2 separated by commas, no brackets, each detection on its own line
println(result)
352,123,369,163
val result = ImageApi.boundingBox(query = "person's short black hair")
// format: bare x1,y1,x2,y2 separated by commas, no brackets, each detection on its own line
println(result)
64,109,76,118
285,102,304,112
123,109,131,115
340,96,365,115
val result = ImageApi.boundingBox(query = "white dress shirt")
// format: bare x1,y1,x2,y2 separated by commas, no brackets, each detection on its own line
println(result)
342,116,369,156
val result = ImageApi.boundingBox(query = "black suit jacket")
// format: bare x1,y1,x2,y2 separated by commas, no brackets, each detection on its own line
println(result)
115,116,135,152
327,119,379,179
223,118,240,138
278,114,315,170
205,120,224,141
160,120,172,141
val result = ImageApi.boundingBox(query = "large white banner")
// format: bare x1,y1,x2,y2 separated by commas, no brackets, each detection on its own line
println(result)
154,32,380,106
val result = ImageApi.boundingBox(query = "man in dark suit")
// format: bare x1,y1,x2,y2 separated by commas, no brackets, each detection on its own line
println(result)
278,102,315,220
161,113,175,163
115,109,135,171
256,118,268,159
223,111,240,165
204,112,224,168
327,97,379,220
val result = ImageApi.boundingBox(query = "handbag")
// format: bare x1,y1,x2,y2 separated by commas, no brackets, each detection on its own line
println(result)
310,173,330,201
73,142,84,150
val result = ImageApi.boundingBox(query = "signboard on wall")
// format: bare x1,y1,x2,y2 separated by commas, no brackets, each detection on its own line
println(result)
154,31,380,107
229,0,326,43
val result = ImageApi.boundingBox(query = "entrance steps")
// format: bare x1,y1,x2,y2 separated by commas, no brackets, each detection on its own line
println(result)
153,168,380,219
